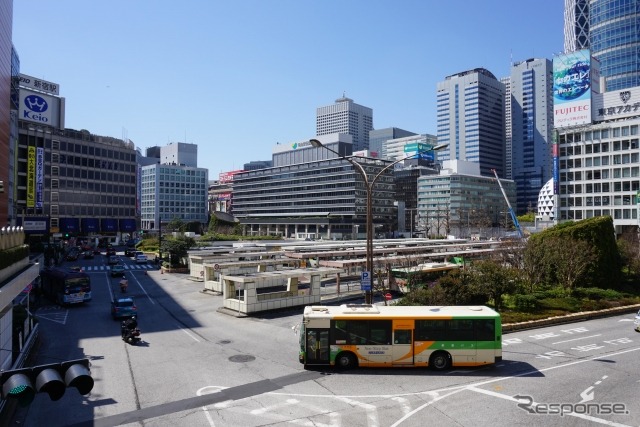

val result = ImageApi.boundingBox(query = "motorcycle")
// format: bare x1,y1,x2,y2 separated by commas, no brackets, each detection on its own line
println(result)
119,275,128,293
121,319,141,344
122,327,141,344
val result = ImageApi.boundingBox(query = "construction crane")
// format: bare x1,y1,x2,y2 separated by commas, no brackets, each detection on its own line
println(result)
491,169,524,239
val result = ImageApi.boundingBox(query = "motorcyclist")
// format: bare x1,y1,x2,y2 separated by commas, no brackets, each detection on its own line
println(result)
121,315,138,339
119,274,128,293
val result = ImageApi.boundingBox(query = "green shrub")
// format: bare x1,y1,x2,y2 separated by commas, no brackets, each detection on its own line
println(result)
0,245,30,271
513,294,540,312
572,287,623,300
538,297,581,312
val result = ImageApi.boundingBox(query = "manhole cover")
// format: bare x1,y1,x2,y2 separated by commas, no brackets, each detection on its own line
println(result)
229,355,255,363
218,339,231,345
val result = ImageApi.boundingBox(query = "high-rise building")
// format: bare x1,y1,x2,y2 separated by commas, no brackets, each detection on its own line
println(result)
369,127,416,159
500,76,513,179
509,58,554,214
160,142,197,167
316,96,373,152
564,0,640,91
436,68,506,177
564,0,589,53
140,143,208,231
0,0,13,226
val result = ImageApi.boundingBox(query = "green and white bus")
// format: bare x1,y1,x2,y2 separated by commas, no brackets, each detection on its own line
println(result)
299,304,501,370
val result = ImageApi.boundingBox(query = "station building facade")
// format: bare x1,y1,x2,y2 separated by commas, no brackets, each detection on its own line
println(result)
231,134,396,239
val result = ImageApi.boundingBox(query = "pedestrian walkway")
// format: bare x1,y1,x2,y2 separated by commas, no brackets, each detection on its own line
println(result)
80,264,156,271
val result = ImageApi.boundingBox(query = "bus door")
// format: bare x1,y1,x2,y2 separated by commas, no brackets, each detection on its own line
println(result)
392,319,414,365
305,329,330,365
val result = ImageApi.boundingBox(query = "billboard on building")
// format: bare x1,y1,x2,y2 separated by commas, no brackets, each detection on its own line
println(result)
18,74,60,96
553,49,593,128
20,217,49,234
35,147,44,208
101,218,118,233
81,218,99,233
403,143,436,161
219,170,244,183
592,86,640,122
27,146,35,208
19,88,63,127
119,218,137,232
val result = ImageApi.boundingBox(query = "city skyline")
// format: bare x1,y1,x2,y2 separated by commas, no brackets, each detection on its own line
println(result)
12,1,564,177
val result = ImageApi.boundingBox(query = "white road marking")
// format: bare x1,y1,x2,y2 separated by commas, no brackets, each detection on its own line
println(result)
467,385,632,427
552,334,602,344
178,324,200,342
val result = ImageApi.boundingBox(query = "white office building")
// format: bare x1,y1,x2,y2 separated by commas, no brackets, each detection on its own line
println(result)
140,143,208,231
316,96,373,152
555,85,640,234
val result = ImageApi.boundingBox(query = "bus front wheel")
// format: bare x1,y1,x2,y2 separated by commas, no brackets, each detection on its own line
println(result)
335,352,357,370
429,351,451,371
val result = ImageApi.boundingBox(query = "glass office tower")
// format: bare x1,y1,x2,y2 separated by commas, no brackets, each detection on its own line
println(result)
565,0,640,91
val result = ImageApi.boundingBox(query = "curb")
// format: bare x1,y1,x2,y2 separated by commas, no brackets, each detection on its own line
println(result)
502,303,640,333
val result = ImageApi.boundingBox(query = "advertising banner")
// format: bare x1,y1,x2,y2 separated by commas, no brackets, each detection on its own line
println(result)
27,146,35,207
219,170,244,183
20,217,49,234
119,218,137,232
35,147,44,208
553,49,592,128
60,218,80,233
101,218,118,233
81,218,99,233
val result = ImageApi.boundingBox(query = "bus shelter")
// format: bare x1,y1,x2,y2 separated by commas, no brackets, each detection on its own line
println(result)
220,267,343,314
201,258,302,293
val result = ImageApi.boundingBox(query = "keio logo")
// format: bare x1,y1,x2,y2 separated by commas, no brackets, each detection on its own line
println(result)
23,95,49,123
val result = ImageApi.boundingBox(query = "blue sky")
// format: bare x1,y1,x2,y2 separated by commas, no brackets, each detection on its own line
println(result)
12,1,564,178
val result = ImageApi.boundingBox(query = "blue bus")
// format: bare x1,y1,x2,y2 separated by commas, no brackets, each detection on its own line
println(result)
40,267,92,305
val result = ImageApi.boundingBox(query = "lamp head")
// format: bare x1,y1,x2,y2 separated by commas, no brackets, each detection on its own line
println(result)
309,139,323,148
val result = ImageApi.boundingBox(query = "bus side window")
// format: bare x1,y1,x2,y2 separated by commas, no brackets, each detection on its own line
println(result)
475,319,495,341
394,330,411,344
332,320,348,344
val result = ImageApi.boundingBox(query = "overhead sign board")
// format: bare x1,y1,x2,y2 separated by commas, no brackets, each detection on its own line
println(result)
18,74,60,96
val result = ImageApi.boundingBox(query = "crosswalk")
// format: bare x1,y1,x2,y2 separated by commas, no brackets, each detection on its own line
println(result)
81,264,157,272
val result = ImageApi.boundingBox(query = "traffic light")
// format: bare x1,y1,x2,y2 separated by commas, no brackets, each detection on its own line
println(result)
1,358,94,407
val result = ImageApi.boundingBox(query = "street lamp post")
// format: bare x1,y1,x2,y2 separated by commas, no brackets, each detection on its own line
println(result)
310,139,447,304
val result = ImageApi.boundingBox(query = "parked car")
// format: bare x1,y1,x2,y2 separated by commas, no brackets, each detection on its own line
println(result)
111,264,125,277
124,248,136,257
83,250,94,259
135,254,148,264
107,255,120,265
111,297,137,319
